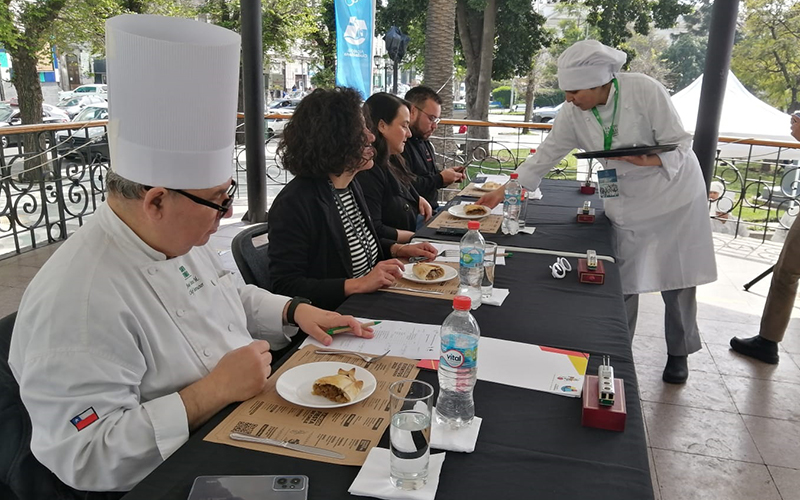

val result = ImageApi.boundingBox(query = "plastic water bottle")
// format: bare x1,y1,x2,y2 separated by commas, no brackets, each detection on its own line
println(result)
436,295,480,428
459,221,484,310
502,173,522,235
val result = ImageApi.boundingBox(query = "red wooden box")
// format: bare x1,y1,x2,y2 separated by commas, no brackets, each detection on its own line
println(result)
576,207,596,223
582,375,626,432
578,258,605,285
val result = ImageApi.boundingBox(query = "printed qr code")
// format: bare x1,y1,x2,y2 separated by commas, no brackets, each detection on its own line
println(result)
232,421,257,434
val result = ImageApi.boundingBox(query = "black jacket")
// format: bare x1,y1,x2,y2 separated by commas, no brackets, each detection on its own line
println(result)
402,136,442,209
356,161,420,241
267,176,394,311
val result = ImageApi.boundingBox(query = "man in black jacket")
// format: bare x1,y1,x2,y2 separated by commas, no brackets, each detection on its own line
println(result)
403,86,464,210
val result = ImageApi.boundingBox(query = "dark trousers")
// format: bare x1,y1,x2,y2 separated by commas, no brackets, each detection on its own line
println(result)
625,287,702,356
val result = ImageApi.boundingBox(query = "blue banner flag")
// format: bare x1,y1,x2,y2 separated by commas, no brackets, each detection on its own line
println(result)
335,0,374,97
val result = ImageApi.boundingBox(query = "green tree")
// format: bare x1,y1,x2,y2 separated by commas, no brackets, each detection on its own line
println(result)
731,0,800,113
582,0,692,48
662,0,713,93
305,0,336,88
622,31,670,86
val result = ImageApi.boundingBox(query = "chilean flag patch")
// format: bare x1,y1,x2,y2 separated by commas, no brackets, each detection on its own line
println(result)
70,407,99,431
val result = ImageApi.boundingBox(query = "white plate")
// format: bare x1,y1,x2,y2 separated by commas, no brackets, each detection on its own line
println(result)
402,263,458,284
448,205,491,219
275,362,377,409
473,182,503,192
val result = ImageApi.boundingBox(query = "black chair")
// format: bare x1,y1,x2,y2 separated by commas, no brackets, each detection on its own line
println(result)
0,313,124,500
231,222,271,289
231,223,309,364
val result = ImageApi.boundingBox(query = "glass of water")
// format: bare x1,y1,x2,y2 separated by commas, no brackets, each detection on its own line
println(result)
519,189,528,231
388,379,434,490
481,242,498,300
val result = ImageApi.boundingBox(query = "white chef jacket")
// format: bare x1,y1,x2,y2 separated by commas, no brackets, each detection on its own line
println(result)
517,72,717,294
9,202,296,492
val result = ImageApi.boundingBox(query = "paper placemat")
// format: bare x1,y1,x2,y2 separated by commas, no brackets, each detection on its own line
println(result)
427,211,502,233
382,263,460,301
459,183,493,197
204,345,419,465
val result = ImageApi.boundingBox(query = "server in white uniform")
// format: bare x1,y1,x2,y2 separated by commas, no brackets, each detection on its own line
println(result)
8,15,370,493
479,40,716,384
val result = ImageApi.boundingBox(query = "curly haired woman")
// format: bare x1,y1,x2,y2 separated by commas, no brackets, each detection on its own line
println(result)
268,87,437,310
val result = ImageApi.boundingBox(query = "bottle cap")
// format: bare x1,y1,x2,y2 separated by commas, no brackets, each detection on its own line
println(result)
453,296,471,311
510,173,519,179
467,221,480,230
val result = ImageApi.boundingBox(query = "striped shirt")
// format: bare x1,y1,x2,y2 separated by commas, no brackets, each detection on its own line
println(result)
333,187,379,278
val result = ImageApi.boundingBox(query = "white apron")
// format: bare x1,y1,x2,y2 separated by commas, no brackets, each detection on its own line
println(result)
517,72,717,294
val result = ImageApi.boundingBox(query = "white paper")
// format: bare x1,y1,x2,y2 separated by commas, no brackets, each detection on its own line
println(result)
483,174,509,184
480,288,510,307
430,242,506,265
300,319,441,360
349,448,445,500
430,411,482,453
477,337,589,397
520,227,536,235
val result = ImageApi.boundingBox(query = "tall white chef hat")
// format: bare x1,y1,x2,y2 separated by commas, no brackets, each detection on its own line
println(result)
106,15,241,189
557,40,627,91
709,181,725,194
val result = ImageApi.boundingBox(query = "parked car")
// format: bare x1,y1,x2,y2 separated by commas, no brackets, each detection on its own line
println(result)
57,95,107,119
453,100,467,119
266,99,301,137
532,102,564,123
0,104,70,148
267,98,301,112
58,84,108,101
55,103,109,162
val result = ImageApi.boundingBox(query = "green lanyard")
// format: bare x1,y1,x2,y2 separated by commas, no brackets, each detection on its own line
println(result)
591,78,620,151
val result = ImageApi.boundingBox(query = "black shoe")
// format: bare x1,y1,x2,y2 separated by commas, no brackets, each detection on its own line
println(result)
730,335,779,364
662,355,689,384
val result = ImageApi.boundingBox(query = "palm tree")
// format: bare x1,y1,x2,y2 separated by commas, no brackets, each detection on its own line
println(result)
424,0,455,119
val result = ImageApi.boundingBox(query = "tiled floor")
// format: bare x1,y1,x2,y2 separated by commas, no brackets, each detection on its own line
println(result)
638,235,800,500
1,219,799,499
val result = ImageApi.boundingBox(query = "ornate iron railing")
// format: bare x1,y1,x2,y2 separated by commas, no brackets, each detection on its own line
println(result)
3,114,798,261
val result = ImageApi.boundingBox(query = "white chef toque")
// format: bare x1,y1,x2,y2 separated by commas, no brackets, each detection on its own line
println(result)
106,15,241,189
709,181,725,195
557,40,627,92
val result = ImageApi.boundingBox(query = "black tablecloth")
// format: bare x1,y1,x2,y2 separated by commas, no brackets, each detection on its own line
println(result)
123,251,651,500
415,196,616,257
123,180,650,500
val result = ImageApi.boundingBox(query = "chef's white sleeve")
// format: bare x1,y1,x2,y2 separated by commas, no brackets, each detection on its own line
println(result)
516,112,579,191
17,350,188,492
238,285,297,349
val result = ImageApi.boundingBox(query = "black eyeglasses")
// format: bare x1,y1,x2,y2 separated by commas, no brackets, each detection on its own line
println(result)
146,180,237,216
414,105,441,124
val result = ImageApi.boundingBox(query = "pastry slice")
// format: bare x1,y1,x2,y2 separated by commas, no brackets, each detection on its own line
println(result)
464,204,489,216
312,368,364,403
482,181,502,190
412,263,446,281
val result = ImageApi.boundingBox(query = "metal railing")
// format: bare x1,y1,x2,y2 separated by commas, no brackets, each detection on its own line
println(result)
2,114,797,260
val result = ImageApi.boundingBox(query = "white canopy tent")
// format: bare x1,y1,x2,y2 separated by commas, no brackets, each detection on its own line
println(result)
671,71,800,160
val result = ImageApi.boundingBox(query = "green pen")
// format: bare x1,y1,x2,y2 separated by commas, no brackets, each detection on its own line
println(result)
327,320,382,335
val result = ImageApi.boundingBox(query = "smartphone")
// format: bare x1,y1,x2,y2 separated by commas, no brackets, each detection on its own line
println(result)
473,175,487,183
187,475,309,500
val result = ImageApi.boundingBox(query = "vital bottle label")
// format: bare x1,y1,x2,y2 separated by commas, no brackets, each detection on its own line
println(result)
460,247,485,268
440,344,478,369
504,193,520,205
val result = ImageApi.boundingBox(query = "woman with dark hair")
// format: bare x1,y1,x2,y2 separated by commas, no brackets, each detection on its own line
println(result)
357,93,432,243
268,87,437,311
